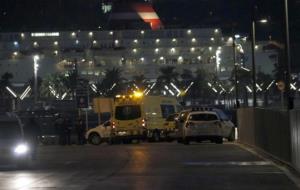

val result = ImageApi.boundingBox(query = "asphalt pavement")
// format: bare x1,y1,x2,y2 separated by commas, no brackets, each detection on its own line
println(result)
0,142,299,190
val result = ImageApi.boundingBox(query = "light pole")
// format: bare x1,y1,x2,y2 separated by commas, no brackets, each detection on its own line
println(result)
233,35,240,108
251,18,268,107
33,55,40,104
284,0,293,109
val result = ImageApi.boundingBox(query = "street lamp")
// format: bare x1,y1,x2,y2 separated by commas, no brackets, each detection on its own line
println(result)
250,18,268,107
233,35,240,108
33,55,40,103
284,0,293,109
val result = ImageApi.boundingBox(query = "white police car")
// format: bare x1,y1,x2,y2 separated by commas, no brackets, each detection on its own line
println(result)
177,107,235,145
0,113,33,168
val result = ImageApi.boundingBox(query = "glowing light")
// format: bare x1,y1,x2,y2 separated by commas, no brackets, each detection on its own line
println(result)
141,30,145,34
71,32,76,37
75,40,79,44
89,32,93,37
21,33,25,38
140,57,145,62
155,39,160,43
93,40,97,44
210,37,215,41
187,29,192,35
197,56,202,60
109,31,113,35
14,144,29,154
209,47,213,51
33,42,38,47
6,87,17,98
191,38,196,43
133,48,137,53
54,50,58,55
13,51,18,56
114,39,119,45
134,39,138,43
160,56,164,60
14,41,19,46
190,47,195,52
170,48,176,54
53,41,58,46
255,45,259,50
155,48,159,53
259,19,268,23
172,38,177,42
214,29,219,33
31,32,60,37
133,91,143,98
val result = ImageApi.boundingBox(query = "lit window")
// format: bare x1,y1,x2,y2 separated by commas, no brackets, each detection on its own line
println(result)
218,46,222,50
210,37,215,41
172,38,177,42
140,57,145,62
187,29,192,35
178,56,183,61
191,38,196,43
115,40,119,45
155,48,159,53
170,48,176,54
54,50,58,55
197,56,202,60
141,30,145,35
134,39,138,43
109,31,113,35
214,29,219,33
13,52,18,56
155,39,160,43
133,48,137,53
209,47,213,51
255,45,259,50
75,40,79,44
13,41,19,46
31,32,60,37
54,41,58,46
89,32,93,37
190,47,195,52
71,32,76,37
93,40,97,44
160,56,164,60
20,33,25,38
33,42,38,47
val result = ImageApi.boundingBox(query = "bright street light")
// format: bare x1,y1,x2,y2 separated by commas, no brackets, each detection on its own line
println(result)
33,55,40,103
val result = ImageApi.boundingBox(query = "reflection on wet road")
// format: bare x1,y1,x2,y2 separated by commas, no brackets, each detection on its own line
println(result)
0,143,299,190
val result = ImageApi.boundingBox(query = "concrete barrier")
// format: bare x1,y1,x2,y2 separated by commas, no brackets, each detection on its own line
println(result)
237,108,291,165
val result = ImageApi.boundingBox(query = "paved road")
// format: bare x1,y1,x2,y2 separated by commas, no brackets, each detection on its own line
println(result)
0,142,299,190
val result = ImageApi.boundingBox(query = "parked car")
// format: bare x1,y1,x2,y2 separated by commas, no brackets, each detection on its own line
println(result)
85,120,112,145
176,107,235,145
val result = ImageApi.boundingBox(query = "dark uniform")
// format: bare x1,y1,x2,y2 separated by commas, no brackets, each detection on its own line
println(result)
76,119,86,145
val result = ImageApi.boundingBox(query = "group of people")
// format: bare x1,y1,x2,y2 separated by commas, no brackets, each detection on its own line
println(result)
55,114,86,145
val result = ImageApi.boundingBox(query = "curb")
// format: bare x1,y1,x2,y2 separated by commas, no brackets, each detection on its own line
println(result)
236,142,300,189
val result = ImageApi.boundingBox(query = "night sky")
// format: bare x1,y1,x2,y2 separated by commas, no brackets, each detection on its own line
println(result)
0,0,299,42
0,0,299,70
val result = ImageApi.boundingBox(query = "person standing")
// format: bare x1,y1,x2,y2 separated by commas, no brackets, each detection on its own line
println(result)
55,114,65,145
76,118,86,145
25,115,41,160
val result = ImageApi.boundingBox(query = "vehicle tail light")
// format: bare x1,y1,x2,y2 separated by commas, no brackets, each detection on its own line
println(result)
142,119,146,127
112,121,116,129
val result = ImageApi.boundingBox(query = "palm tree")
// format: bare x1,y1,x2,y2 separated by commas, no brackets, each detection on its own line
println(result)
132,74,146,91
257,72,274,106
0,72,13,96
156,66,179,94
98,67,125,97
190,69,213,104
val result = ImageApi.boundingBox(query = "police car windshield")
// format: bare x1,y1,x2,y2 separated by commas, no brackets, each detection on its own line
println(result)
115,105,141,120
0,121,22,139
189,113,218,121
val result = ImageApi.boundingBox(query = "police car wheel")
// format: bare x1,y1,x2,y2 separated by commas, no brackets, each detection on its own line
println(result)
89,133,101,145
215,137,223,144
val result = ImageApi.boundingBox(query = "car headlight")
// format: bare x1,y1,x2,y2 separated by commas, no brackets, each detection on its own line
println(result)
14,144,29,155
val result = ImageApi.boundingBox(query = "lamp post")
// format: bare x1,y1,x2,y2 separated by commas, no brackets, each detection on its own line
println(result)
284,0,293,109
233,36,240,108
33,55,40,104
251,18,268,107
